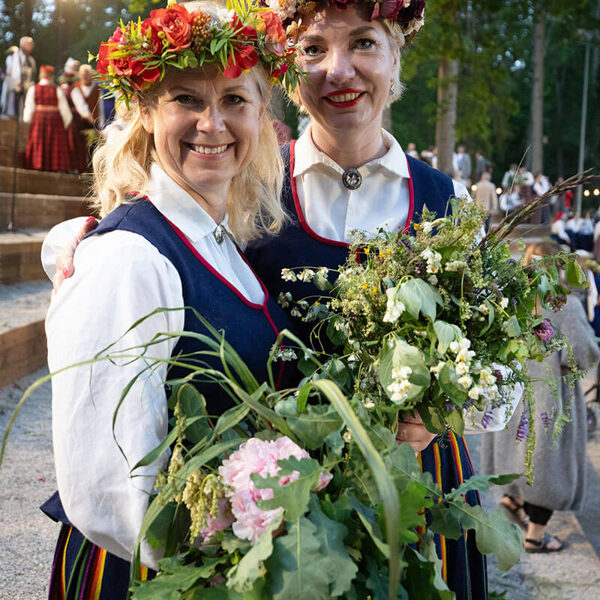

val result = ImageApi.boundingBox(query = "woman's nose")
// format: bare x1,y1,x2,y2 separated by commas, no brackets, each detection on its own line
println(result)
325,47,355,85
197,105,226,134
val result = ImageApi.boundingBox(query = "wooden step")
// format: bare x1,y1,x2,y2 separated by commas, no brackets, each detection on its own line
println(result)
0,166,89,196
0,231,46,284
0,192,96,230
0,117,30,169
0,280,51,387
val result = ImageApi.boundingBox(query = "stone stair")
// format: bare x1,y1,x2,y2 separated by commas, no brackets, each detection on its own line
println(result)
0,118,94,386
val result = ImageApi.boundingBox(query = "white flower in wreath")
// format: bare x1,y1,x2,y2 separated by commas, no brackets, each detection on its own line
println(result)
499,297,509,310
281,268,297,282
458,374,473,389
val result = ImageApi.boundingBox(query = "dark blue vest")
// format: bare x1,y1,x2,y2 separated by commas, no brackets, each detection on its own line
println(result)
245,142,455,341
43,198,295,525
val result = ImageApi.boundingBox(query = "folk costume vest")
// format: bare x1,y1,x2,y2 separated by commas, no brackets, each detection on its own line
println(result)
245,142,487,600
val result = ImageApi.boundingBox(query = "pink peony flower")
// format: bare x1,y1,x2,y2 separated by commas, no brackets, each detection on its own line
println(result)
218,437,332,543
199,498,235,542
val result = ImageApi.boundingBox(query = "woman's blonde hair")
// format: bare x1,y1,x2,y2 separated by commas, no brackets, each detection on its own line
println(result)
91,64,286,244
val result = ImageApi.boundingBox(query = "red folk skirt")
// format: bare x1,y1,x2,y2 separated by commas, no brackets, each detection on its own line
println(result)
25,85,73,172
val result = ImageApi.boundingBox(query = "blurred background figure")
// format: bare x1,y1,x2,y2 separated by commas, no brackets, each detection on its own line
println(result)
406,141,419,159
271,118,292,146
481,241,600,554
502,163,519,189
70,64,103,171
472,171,498,231
0,46,18,114
23,64,72,172
59,58,88,173
454,144,472,187
498,184,522,214
474,151,491,183
3,36,36,120
550,211,572,249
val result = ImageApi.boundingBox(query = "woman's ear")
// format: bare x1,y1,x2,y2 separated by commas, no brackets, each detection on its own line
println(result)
139,105,154,135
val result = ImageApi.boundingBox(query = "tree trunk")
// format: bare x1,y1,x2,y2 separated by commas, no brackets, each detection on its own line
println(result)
530,14,545,175
435,58,459,177
555,63,565,178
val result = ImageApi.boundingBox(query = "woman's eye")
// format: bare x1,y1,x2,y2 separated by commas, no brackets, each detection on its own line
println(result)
225,94,244,105
355,38,375,50
302,45,321,57
174,94,195,105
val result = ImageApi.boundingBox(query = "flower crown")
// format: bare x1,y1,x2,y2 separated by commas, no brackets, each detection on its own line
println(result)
91,0,302,104
261,0,425,43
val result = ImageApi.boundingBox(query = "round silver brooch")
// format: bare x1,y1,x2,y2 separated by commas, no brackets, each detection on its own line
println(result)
342,168,362,190
213,225,225,244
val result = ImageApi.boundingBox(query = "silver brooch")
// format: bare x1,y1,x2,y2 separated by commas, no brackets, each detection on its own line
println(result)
342,168,362,190
213,224,225,244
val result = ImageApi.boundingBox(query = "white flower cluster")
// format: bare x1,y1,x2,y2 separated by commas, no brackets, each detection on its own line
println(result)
386,365,413,404
277,291,292,308
420,248,442,274
383,287,405,323
281,268,296,282
297,269,315,282
273,347,298,361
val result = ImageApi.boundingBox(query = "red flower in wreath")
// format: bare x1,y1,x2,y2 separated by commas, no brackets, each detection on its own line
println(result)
260,11,287,56
223,45,259,78
229,14,258,41
149,4,192,52
141,17,163,54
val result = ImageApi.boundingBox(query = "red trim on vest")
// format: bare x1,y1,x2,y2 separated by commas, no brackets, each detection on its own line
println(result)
404,158,415,233
289,140,349,249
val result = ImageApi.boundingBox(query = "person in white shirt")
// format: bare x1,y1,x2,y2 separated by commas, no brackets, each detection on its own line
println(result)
40,3,296,597
3,36,36,119
550,211,572,248
70,64,105,129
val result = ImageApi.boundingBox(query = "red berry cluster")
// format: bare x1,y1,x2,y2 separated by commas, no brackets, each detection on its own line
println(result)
191,11,214,54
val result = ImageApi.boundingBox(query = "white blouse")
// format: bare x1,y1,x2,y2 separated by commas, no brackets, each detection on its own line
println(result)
43,164,265,569
23,80,72,129
293,127,520,433
294,126,470,243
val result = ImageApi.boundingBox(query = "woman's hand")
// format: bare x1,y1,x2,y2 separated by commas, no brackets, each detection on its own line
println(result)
396,412,438,454
52,216,98,297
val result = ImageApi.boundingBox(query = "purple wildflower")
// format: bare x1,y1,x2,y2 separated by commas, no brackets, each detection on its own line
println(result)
507,259,516,265
516,409,529,442
533,320,555,342
494,369,503,383
415,262,426,275
445,401,454,413
481,409,494,429
401,238,412,249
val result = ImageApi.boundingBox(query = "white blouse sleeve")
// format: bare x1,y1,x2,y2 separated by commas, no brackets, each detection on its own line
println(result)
71,86,92,120
41,217,90,279
22,85,35,123
56,86,73,129
46,230,184,569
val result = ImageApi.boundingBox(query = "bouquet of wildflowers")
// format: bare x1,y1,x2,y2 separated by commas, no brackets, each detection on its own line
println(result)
280,196,588,475
76,311,519,600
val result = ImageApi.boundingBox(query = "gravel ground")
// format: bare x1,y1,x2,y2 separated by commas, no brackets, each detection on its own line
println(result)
0,280,51,333
0,368,56,600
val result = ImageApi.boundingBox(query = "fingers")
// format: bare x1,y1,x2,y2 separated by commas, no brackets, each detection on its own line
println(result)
52,216,98,295
396,419,438,454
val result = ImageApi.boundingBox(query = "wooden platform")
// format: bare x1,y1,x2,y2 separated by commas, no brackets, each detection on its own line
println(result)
0,231,46,284
0,193,94,230
0,118,29,168
0,320,46,388
0,166,89,196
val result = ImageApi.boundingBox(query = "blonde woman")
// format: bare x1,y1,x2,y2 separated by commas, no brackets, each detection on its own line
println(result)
40,3,299,598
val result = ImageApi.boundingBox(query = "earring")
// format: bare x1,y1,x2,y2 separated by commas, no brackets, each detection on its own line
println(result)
390,83,396,96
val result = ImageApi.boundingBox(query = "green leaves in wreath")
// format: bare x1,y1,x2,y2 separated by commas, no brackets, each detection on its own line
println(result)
378,337,430,406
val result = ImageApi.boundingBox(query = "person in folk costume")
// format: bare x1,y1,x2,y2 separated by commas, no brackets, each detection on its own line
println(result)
4,36,36,119
1,46,18,114
23,65,73,172
245,1,520,597
38,2,299,598
59,58,88,173
71,64,105,170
